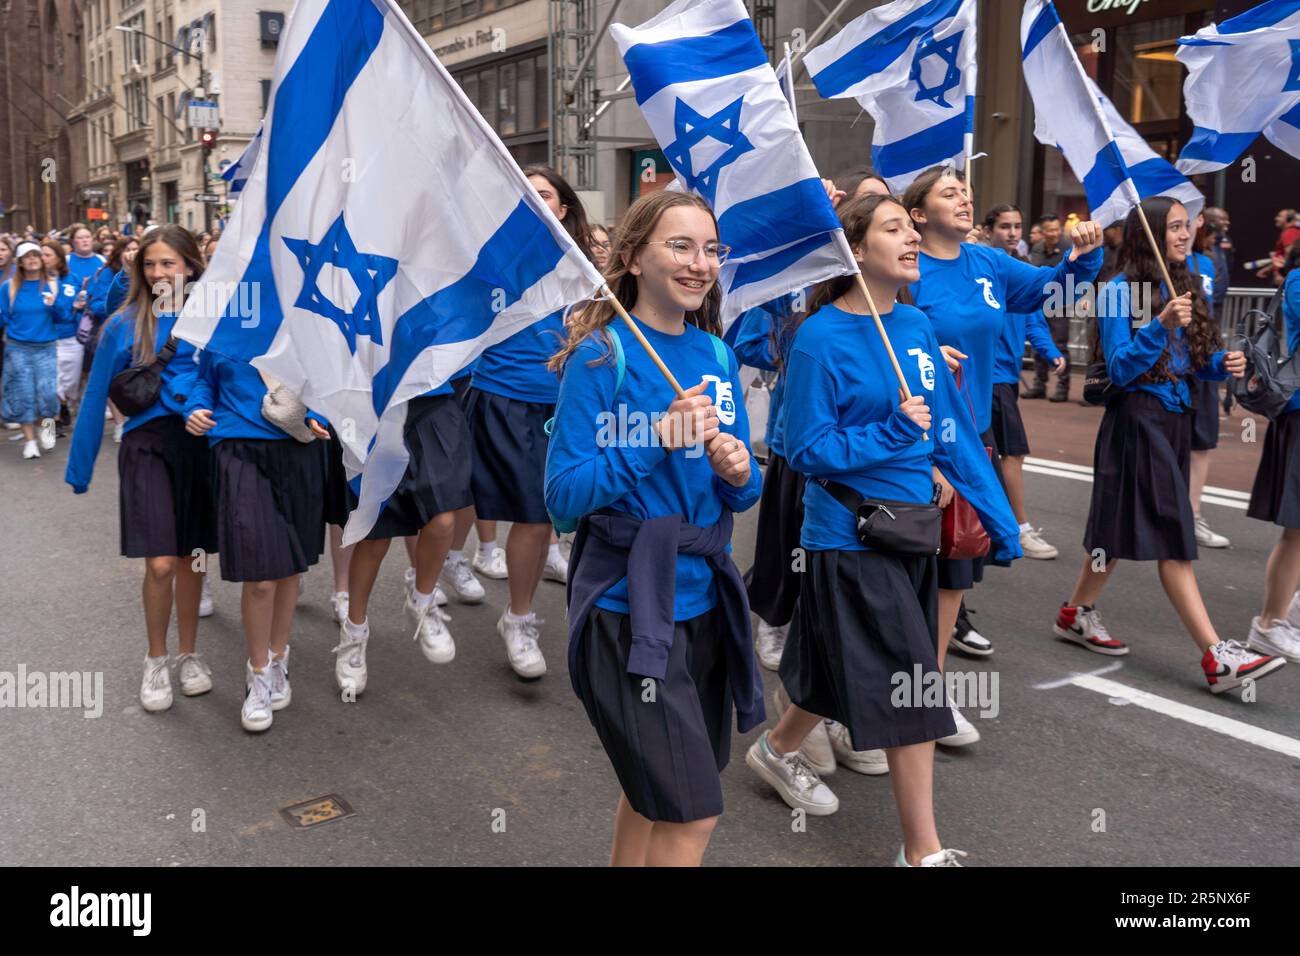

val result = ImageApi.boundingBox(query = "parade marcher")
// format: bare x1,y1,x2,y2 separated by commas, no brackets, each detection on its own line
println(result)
589,224,612,272
40,238,82,435
89,237,140,445
746,193,1021,865
65,225,217,711
545,189,763,866
1054,197,1286,693
1,241,70,458
1025,214,1074,402
1188,213,1231,549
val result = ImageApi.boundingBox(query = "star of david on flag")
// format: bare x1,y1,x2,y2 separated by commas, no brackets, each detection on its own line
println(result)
910,28,964,107
663,97,755,207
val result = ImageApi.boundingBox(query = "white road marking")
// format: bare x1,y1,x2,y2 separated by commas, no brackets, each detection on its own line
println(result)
1022,457,1248,511
1031,662,1125,690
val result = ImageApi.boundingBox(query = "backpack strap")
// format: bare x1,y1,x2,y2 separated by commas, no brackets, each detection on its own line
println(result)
542,324,627,438
706,331,730,376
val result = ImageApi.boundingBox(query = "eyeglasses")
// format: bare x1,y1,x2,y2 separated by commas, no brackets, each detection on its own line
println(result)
641,238,731,265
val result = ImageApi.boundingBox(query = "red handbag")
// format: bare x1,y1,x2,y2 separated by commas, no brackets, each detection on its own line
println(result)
939,368,992,560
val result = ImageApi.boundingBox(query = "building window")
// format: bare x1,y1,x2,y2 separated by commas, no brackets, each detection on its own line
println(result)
451,47,549,162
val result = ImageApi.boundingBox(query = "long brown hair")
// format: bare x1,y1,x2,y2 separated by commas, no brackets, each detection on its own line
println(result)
548,190,722,374
805,194,914,319
40,238,68,277
122,225,205,364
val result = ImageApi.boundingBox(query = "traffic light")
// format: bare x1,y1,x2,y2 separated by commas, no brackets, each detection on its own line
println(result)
200,129,216,152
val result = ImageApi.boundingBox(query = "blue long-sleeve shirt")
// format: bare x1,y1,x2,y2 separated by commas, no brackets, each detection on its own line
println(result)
782,302,1021,559
731,300,798,458
0,278,71,343
87,266,119,321
993,308,1062,386
185,350,305,444
98,270,130,321
1098,273,1229,413
65,310,201,493
1282,270,1300,415
910,244,1103,432
470,309,567,404
545,316,763,621
66,253,104,291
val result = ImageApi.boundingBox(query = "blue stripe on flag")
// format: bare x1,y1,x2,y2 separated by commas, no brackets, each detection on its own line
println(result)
1215,0,1300,35
624,19,768,105
1081,141,1130,210
812,0,965,98
1279,100,1300,129
370,199,567,415
727,233,835,296
716,179,842,261
964,94,975,134
1180,125,1259,166
1022,1,1061,61
206,0,385,360
870,111,966,178
1128,157,1190,197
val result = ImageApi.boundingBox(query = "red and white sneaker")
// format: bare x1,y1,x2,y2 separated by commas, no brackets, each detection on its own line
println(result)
1202,640,1286,694
1053,604,1129,656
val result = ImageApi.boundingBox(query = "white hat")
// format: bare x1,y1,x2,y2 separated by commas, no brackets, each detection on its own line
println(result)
15,241,41,259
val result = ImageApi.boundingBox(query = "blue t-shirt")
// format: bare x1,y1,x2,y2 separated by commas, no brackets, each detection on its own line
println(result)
66,253,105,291
1282,269,1300,415
783,302,1020,557
730,300,798,458
87,266,119,321
0,278,70,343
470,309,567,404
910,244,1103,432
545,316,763,621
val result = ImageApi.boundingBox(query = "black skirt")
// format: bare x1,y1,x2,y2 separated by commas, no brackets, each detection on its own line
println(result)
990,382,1031,458
212,438,326,582
117,415,217,559
1084,390,1197,562
937,426,1001,590
1190,378,1221,451
744,453,805,627
463,387,553,525
321,424,353,528
1247,408,1300,529
368,394,474,540
780,549,955,751
573,607,732,823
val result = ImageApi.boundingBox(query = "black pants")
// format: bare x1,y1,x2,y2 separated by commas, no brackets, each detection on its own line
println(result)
1032,315,1071,390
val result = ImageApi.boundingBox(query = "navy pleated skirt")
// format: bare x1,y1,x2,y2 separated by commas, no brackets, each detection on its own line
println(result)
1190,377,1221,451
990,382,1031,458
367,394,474,540
1247,408,1300,529
1084,390,1197,562
780,549,955,751
117,415,217,559
211,437,325,582
573,607,732,823
320,425,353,528
744,453,805,628
463,387,553,525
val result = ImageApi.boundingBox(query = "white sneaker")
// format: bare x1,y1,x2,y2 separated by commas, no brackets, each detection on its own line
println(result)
140,655,173,712
1018,527,1059,560
440,555,485,604
38,418,56,451
404,566,448,606
772,683,835,775
175,652,212,696
498,610,547,678
1286,591,1300,630
543,551,569,583
754,620,787,671
6,420,22,428
241,661,274,732
329,591,350,625
827,721,889,775
198,576,214,618
112,422,124,443
104,408,113,421
745,730,839,815
21,439,39,459
937,696,980,746
1247,617,1300,663
406,594,455,664
473,546,508,580
895,846,968,867
1194,514,1230,548
268,646,292,710
332,620,369,696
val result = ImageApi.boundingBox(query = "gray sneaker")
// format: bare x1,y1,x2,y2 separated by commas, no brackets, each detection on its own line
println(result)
1194,515,1230,548
745,730,839,815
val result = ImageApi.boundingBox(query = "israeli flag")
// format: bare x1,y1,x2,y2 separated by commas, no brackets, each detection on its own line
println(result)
1176,0,1300,175
775,43,798,125
612,0,855,328
1021,0,1202,227
220,123,262,196
803,0,978,194
174,0,604,545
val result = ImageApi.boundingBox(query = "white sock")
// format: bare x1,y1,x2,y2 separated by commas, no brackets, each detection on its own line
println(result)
478,540,497,559
504,607,530,623
447,549,463,565
547,543,562,564
1018,522,1033,533
411,587,434,610
345,617,369,637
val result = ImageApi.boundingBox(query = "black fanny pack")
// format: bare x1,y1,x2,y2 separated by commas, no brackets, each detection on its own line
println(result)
815,478,942,557
109,336,179,417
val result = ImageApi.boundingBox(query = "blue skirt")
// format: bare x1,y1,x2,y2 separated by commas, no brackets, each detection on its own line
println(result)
1247,409,1300,529
463,387,553,525
1,339,58,423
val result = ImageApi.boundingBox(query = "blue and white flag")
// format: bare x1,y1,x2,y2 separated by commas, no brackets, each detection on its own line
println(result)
175,0,604,544
612,0,855,327
1176,0,1300,175
775,42,798,125
1021,0,1202,227
803,0,978,194
220,123,262,196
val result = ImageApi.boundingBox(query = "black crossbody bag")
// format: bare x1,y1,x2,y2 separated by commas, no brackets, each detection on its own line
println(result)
109,336,179,417
815,477,943,557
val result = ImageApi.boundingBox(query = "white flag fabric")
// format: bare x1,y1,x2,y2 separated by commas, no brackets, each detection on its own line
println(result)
775,42,798,125
174,0,604,544
1176,0,1300,175
803,0,978,194
220,123,262,196
611,0,855,328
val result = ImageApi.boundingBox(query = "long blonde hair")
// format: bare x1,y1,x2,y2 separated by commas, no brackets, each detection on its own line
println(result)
121,225,205,365
548,190,722,373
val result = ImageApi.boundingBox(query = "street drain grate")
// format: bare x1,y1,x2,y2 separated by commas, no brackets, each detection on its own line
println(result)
280,794,355,829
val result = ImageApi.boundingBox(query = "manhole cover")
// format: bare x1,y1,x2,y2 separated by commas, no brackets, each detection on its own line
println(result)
280,794,355,829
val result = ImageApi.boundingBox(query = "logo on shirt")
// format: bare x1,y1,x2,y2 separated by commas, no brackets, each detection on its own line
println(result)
907,348,936,391
975,277,1000,310
703,374,736,426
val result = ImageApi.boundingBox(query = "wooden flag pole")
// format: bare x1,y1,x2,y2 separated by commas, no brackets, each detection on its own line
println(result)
852,271,929,442
1132,200,1177,295
603,285,688,399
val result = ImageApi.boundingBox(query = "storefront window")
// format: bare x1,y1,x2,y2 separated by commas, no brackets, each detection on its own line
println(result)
1113,17,1186,125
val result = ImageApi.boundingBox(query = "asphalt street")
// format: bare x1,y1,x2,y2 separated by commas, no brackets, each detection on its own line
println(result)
1,401,1297,867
